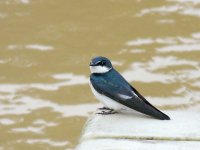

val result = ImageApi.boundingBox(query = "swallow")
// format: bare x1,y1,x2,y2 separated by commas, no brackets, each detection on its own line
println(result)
89,56,170,120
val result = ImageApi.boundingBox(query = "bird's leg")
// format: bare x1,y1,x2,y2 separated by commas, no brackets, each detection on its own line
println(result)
107,109,118,114
96,109,117,115
98,107,112,110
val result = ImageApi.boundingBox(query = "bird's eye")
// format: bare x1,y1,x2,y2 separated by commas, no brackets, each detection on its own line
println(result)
100,61,106,66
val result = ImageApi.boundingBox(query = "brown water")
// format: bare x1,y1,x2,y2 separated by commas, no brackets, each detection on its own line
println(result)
0,0,200,149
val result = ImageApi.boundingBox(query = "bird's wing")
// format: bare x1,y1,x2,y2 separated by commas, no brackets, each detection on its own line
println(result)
90,73,170,120
90,73,134,102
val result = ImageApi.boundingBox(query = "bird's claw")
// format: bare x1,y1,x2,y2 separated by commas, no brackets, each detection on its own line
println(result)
96,109,117,115
98,107,112,110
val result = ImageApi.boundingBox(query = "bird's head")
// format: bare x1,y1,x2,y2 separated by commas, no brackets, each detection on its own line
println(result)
89,56,113,74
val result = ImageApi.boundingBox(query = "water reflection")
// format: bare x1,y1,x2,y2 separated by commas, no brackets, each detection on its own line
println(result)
158,44,200,52
1,0,30,5
122,55,199,84
137,0,200,17
0,118,15,125
17,139,69,147
0,73,88,93
0,96,98,116
8,44,54,51
123,62,175,83
12,126,44,134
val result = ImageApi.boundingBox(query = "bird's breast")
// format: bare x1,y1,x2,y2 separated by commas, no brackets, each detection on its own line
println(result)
89,81,128,111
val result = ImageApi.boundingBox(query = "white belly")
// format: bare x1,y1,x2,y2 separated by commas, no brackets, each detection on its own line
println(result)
89,81,128,111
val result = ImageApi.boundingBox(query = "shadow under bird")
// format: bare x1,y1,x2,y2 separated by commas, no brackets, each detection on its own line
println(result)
89,56,170,120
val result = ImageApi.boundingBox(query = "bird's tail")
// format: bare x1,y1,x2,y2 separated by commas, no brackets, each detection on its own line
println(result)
127,86,170,120
134,100,170,120
143,103,170,120
124,97,170,120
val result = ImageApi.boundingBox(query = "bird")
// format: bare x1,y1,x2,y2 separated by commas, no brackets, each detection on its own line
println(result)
89,56,170,120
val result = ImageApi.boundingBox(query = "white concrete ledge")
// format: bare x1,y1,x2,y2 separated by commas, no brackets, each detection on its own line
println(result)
76,110,200,150
77,139,200,150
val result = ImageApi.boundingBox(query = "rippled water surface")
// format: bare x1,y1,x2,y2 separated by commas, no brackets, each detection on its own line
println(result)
0,0,200,149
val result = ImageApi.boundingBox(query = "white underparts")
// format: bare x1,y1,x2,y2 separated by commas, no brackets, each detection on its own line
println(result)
89,82,128,111
90,66,112,74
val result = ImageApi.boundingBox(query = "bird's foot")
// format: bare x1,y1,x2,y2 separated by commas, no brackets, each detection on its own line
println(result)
98,107,112,110
96,109,117,115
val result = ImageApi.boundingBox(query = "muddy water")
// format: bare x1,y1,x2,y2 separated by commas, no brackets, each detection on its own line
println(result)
0,0,200,149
